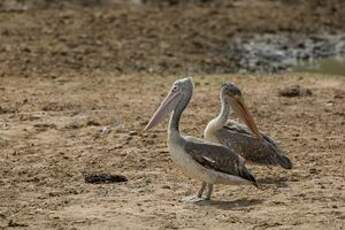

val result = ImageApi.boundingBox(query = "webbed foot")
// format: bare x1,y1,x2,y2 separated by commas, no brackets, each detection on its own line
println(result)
180,195,207,203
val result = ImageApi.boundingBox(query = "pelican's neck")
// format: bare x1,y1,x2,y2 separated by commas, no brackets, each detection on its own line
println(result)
204,92,231,141
204,92,231,140
168,93,191,142
213,93,231,128
218,93,231,125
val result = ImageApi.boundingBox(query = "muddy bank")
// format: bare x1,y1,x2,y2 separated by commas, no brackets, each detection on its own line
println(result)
227,33,345,74
1,0,345,76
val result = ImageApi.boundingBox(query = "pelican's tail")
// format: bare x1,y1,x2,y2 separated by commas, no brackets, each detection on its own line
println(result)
276,154,293,169
262,135,293,170
240,168,259,188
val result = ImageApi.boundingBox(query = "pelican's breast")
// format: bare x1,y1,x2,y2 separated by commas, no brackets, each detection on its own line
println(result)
167,138,249,185
204,120,222,144
167,140,217,184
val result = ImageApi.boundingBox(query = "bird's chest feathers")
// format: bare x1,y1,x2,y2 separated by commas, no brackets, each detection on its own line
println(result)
204,117,227,142
204,125,221,144
167,141,192,167
167,140,209,180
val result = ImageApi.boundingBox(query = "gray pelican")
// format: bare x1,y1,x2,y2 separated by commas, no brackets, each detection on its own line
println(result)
204,82,292,169
144,77,258,201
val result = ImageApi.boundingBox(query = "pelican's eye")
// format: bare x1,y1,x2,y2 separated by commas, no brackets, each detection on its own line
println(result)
172,85,178,92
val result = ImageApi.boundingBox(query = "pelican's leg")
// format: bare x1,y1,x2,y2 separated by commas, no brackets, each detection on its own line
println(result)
197,182,207,198
205,184,213,200
181,182,207,203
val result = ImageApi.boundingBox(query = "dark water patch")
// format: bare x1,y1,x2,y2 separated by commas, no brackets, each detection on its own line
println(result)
226,33,345,74
294,57,345,76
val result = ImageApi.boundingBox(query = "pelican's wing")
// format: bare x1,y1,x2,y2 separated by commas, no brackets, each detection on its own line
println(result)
224,120,254,137
225,120,280,146
184,136,258,186
218,121,292,169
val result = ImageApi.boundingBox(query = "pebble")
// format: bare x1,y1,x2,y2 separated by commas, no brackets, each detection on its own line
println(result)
161,185,171,189
278,85,312,97
129,130,138,136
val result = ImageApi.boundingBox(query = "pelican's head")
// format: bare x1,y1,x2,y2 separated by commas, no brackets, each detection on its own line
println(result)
173,77,194,97
221,82,262,139
144,77,193,131
222,82,242,98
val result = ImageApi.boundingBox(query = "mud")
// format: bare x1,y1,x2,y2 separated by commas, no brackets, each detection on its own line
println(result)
84,174,128,184
227,33,345,73
1,0,345,76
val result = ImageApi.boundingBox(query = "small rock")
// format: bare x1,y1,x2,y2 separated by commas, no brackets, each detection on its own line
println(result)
129,130,138,136
100,126,111,135
33,123,57,129
145,178,152,184
309,168,318,174
334,94,344,99
278,85,312,97
8,220,28,227
86,120,100,126
162,185,171,189
0,106,14,114
144,139,154,145
64,122,81,130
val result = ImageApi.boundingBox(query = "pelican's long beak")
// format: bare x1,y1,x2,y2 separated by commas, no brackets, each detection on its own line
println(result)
232,96,262,139
144,89,181,131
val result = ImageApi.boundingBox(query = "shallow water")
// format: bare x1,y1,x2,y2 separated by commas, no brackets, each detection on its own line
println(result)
293,57,345,76
227,33,345,75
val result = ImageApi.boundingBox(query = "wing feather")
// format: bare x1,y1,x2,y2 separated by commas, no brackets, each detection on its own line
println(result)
218,121,292,169
183,136,257,185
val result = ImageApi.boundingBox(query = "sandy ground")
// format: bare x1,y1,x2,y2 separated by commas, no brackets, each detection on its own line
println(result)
0,1,345,229
0,73,344,229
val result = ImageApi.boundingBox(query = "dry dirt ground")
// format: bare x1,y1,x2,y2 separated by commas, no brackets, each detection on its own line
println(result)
1,0,345,76
0,73,344,229
0,0,345,229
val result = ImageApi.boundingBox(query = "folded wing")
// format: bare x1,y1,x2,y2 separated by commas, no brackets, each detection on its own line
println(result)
184,136,258,187
216,121,292,169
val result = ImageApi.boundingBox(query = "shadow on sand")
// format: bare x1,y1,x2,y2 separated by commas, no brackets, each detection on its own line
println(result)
257,176,289,188
195,198,263,210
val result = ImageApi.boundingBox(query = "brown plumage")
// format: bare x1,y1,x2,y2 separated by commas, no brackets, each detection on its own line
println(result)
205,82,292,170
216,122,292,169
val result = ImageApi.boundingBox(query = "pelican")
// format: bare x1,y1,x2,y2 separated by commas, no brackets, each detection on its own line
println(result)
144,77,258,201
204,82,292,169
